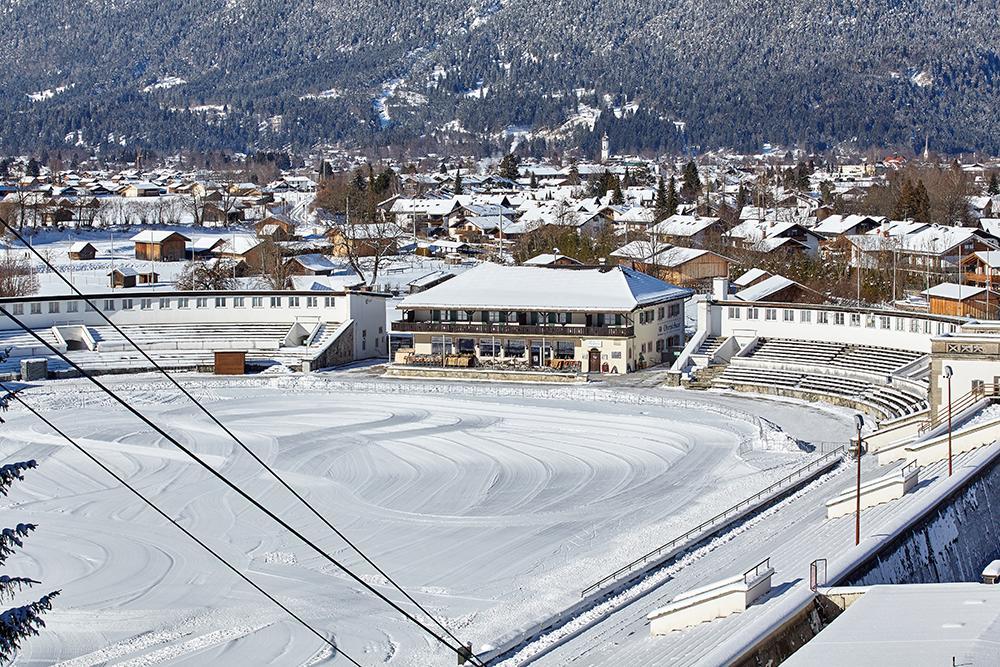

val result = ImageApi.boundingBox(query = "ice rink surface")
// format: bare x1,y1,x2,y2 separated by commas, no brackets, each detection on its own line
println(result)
0,376,854,666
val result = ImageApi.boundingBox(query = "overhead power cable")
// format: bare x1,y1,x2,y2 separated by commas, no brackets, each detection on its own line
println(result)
0,380,364,667
0,305,478,666
0,218,480,665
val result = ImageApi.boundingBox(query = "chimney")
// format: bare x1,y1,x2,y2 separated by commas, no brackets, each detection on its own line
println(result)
713,277,730,301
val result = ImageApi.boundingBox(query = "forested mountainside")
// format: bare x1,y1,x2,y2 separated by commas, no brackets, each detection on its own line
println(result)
1,0,998,155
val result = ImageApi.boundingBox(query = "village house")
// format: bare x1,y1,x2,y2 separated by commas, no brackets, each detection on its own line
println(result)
121,182,161,198
284,253,340,276
255,214,296,241
961,250,1000,289
67,242,98,261
523,252,582,267
726,219,823,256
130,230,190,262
651,214,723,246
394,263,693,374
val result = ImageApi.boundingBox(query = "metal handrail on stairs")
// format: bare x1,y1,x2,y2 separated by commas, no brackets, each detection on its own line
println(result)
918,382,1000,434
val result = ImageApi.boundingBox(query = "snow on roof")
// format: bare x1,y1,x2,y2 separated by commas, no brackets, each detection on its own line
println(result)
979,217,1000,238
407,270,455,288
219,235,263,255
523,253,581,266
813,214,886,235
651,214,719,237
733,267,771,287
129,230,190,244
390,197,458,216
646,246,712,268
610,240,661,261
921,282,987,300
289,253,338,272
290,275,364,291
188,236,224,252
734,274,797,301
784,583,1000,667
971,250,1000,268
68,241,95,252
399,263,692,312
107,267,139,277
617,207,655,224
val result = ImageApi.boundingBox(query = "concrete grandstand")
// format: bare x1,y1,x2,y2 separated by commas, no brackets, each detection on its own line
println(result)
0,289,388,376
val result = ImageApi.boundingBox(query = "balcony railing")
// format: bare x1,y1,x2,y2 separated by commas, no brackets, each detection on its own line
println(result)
393,320,634,337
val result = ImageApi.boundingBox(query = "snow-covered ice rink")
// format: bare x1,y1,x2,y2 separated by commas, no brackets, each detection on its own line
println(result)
0,376,855,666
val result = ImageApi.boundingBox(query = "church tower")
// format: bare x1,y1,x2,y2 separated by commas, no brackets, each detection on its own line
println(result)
600,132,610,163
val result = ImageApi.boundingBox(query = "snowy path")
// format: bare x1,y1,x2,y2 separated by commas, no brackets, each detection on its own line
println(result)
0,377,854,666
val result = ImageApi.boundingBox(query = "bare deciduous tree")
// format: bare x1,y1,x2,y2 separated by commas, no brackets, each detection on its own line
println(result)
175,261,237,291
0,256,39,297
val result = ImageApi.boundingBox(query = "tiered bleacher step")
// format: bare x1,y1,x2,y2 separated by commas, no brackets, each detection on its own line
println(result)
712,337,929,419
0,321,343,378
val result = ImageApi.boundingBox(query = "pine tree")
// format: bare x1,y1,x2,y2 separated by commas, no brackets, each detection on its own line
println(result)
0,459,58,662
529,171,538,188
680,161,701,200
622,167,634,188
498,153,520,180
736,184,749,211
611,177,625,205
666,176,679,216
989,173,999,195
655,175,668,221
453,170,463,195
567,162,581,186
914,180,930,222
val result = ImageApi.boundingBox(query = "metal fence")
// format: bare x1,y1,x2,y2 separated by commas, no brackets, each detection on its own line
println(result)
580,445,846,597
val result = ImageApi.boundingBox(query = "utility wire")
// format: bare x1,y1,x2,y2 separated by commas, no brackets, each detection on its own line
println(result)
0,305,478,665
0,218,480,665
0,380,364,667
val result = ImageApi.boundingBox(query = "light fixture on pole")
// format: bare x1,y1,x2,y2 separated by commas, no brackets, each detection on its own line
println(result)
943,365,954,476
854,413,865,546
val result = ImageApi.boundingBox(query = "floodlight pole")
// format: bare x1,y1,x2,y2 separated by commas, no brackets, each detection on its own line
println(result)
854,413,864,546
944,365,954,476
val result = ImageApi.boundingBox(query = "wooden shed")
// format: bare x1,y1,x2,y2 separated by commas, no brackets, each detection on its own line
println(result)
923,283,1000,319
68,242,98,261
130,230,190,262
214,351,246,375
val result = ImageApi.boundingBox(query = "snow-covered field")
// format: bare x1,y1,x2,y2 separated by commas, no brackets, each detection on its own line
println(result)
0,375,847,666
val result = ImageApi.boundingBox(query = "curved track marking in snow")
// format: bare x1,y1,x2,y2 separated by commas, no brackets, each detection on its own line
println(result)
0,379,838,666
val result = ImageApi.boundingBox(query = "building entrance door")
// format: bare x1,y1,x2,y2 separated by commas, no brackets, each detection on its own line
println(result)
588,348,601,373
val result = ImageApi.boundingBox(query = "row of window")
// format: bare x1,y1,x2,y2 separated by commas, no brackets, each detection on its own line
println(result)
430,337,581,359
637,304,682,324
726,306,958,335
10,295,336,315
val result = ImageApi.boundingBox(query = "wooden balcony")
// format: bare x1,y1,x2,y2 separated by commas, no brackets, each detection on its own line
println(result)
393,320,634,338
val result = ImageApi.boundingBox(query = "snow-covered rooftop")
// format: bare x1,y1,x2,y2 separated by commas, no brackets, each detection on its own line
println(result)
785,583,1000,667
922,282,987,300
399,263,692,312
734,274,797,301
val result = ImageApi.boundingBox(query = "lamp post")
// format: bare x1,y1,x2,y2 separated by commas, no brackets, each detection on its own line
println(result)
854,413,864,546
943,365,954,476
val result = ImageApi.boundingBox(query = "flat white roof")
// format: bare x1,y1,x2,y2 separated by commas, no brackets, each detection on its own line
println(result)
399,263,692,312
785,583,1000,666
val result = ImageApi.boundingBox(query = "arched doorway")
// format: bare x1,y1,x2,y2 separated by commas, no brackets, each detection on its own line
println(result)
588,348,601,373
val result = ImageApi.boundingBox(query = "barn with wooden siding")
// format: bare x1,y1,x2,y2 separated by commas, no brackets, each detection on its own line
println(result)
923,282,1000,319
130,231,190,262
68,242,97,261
